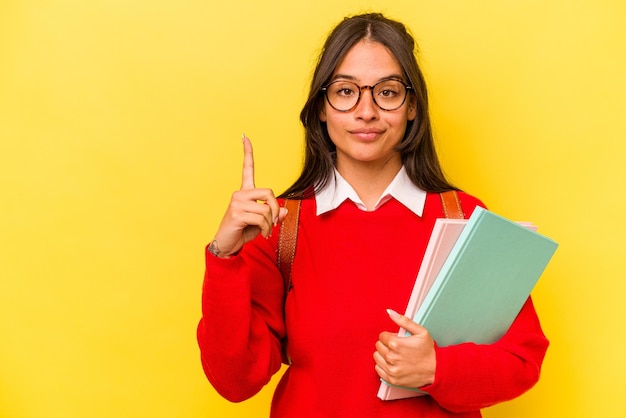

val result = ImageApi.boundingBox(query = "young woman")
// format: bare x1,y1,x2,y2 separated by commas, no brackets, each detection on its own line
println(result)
197,13,548,417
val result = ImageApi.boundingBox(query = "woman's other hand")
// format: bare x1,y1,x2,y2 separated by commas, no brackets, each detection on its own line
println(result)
374,309,437,389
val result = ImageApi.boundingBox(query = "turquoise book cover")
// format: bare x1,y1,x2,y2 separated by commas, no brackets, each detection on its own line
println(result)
413,207,558,347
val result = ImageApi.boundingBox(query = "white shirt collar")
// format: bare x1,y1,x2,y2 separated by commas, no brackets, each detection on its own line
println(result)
314,166,427,216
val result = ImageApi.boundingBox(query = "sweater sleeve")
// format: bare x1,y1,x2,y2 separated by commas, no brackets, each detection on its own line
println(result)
420,297,549,412
196,232,285,402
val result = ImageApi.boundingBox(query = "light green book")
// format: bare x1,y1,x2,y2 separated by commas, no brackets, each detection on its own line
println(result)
414,207,557,346
378,207,558,400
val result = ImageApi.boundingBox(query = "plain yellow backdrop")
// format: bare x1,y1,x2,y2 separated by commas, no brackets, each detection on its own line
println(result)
1,1,625,417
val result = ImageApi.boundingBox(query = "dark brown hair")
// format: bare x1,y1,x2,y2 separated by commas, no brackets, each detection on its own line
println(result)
280,13,455,198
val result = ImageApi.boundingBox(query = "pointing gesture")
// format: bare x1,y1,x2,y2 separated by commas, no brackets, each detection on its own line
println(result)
241,134,256,190
209,135,287,258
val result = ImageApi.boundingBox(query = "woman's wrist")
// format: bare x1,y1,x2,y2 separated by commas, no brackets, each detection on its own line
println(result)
207,240,221,257
208,239,239,258
207,240,231,258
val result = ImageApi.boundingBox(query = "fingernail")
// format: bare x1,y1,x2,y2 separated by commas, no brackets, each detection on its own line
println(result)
242,132,245,142
386,308,400,319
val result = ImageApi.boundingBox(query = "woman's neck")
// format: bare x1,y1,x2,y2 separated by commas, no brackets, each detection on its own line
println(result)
336,156,402,210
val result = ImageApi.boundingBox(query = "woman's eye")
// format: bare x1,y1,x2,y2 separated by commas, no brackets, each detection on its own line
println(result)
337,87,356,96
378,88,398,97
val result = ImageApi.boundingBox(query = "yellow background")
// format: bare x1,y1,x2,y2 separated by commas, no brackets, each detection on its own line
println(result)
1,0,624,417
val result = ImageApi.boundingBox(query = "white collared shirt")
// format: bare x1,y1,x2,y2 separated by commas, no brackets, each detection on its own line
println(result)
314,166,427,217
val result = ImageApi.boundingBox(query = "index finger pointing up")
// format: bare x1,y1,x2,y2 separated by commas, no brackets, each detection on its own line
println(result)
241,133,255,190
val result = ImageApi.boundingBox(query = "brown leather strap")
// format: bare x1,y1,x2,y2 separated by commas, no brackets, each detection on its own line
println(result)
278,198,301,365
440,190,464,219
278,198,301,293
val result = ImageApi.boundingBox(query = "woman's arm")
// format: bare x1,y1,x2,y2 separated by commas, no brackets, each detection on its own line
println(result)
197,135,288,401
416,297,548,412
197,232,285,402
375,298,547,411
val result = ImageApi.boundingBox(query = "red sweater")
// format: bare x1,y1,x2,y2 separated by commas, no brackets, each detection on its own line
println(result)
197,192,549,417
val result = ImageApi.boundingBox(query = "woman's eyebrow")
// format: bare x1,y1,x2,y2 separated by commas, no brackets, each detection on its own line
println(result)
329,74,357,82
329,73,406,83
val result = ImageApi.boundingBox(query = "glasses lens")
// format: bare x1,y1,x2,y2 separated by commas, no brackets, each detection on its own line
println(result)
325,81,360,111
372,80,407,111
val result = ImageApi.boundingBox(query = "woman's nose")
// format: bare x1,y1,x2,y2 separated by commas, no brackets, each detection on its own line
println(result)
354,87,378,119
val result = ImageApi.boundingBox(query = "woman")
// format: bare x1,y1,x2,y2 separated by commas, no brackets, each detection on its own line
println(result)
197,13,548,417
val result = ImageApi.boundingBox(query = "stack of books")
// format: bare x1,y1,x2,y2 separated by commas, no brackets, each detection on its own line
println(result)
378,207,558,400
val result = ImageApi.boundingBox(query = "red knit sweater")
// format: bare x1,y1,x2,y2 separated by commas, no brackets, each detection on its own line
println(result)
197,192,549,417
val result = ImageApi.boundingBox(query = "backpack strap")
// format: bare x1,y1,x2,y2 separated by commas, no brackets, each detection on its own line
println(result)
440,190,464,219
278,198,302,294
277,197,301,365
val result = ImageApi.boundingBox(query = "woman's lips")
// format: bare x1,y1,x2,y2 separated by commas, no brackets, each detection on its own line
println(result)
350,129,384,141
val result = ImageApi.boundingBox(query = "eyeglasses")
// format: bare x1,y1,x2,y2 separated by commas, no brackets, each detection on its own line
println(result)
321,78,413,112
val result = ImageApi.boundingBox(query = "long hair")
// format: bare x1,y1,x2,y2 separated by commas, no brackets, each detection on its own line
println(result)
280,13,455,198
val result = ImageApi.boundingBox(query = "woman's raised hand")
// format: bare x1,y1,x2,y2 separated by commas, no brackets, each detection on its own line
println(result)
209,135,287,258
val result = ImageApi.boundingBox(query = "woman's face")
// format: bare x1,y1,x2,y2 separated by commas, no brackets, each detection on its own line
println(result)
320,40,416,171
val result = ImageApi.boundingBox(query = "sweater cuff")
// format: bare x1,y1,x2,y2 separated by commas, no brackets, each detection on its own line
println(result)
417,343,463,396
203,246,250,302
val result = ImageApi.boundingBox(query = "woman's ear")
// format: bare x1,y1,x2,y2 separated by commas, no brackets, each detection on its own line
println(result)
407,96,417,121
319,106,327,122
